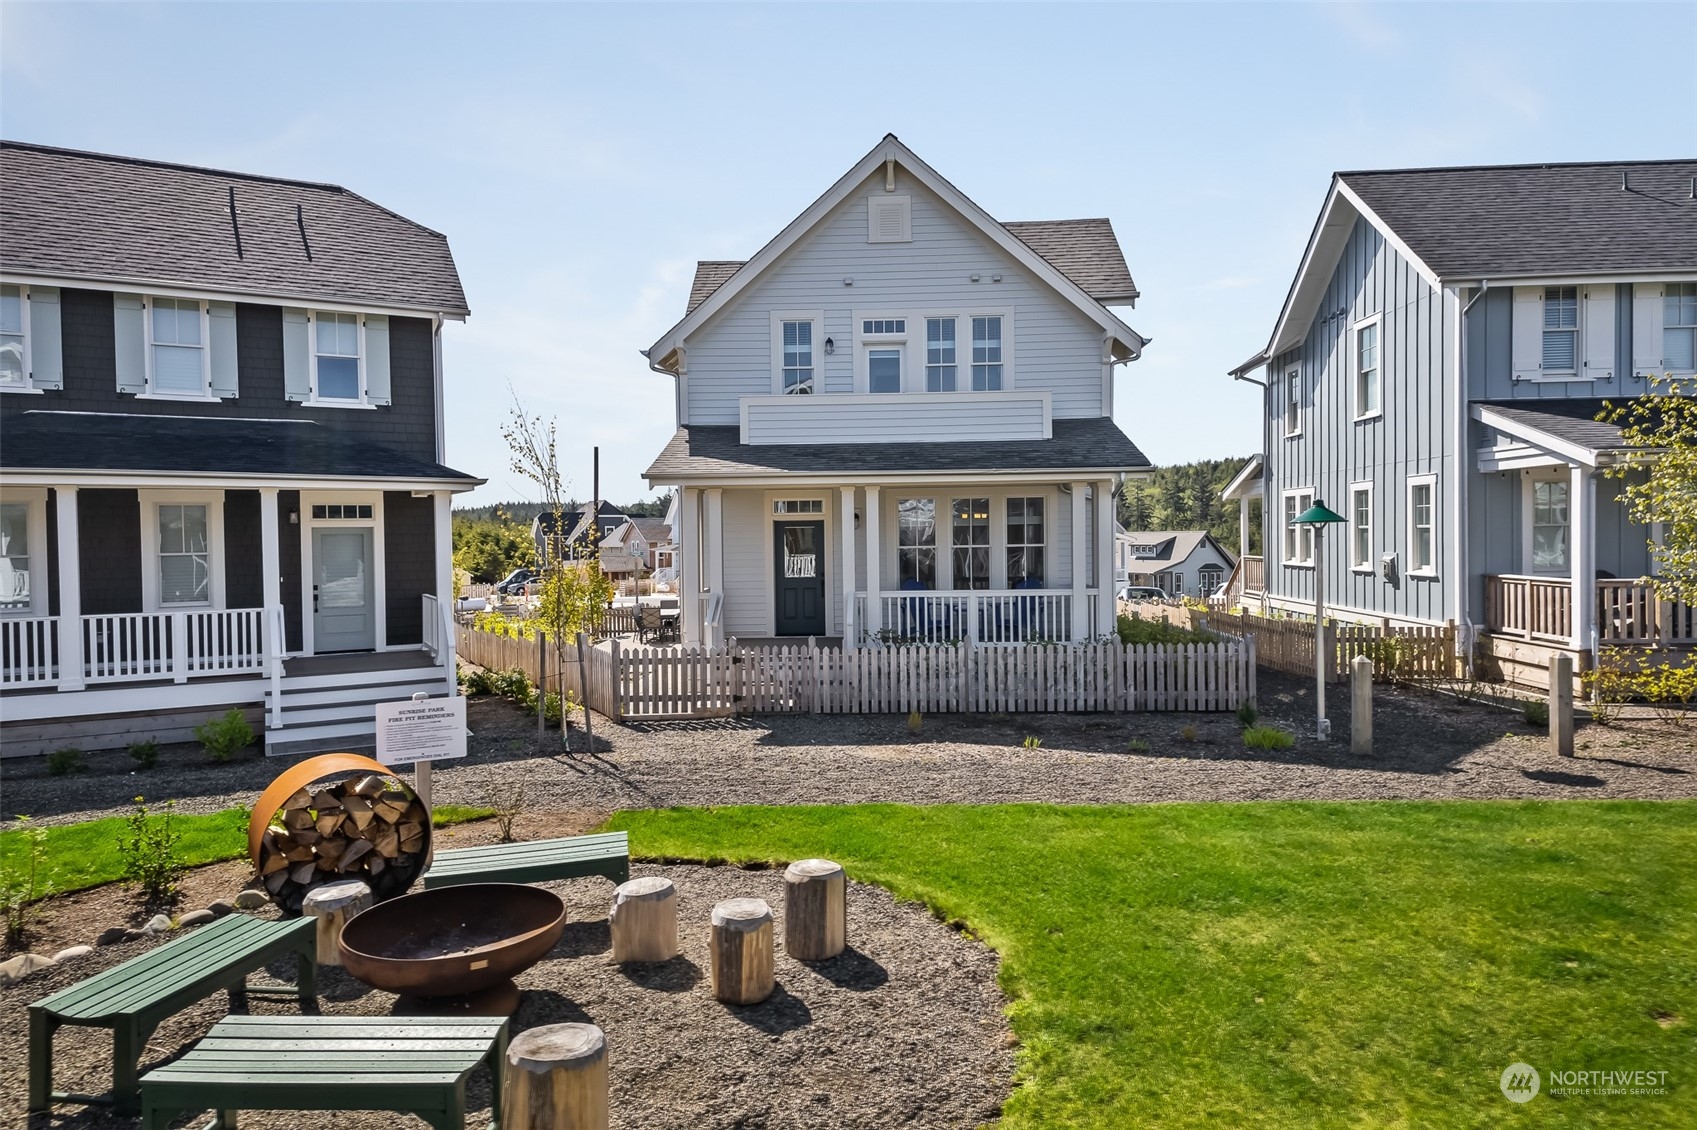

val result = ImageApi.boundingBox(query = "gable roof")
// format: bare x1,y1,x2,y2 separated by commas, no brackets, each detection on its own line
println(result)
1120,530,1230,569
0,140,469,316
687,261,744,315
649,135,1145,367
1232,159,1697,376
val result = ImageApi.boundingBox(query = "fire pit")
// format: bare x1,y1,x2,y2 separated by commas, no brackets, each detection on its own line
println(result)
338,883,567,1004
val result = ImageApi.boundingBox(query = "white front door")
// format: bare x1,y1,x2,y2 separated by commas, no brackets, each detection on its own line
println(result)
312,527,375,652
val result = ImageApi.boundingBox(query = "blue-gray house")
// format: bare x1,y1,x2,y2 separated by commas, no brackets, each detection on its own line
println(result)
1223,158,1696,685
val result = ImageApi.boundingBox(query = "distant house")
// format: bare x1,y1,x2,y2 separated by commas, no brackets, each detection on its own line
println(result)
532,501,628,563
1118,531,1235,597
599,517,672,577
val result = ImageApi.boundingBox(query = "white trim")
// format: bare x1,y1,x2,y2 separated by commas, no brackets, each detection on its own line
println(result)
141,295,217,401
1280,487,1316,568
1520,469,1572,578
0,676,265,724
854,312,910,394
299,490,385,655
736,389,1053,444
305,309,371,407
1406,474,1439,577
0,469,481,491
760,488,835,636
648,465,1128,490
1350,313,1383,422
1471,404,1599,468
0,485,50,617
1450,271,1697,288
138,489,226,612
1220,454,1265,502
1333,181,1442,289
0,270,464,320
1348,480,1374,572
0,283,31,392
768,310,824,396
1282,366,1302,438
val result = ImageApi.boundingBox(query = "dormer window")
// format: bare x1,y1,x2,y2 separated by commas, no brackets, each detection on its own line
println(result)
314,311,362,400
149,297,209,397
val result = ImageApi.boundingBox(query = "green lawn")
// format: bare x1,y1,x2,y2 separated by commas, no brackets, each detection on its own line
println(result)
609,802,1697,1129
1,804,492,898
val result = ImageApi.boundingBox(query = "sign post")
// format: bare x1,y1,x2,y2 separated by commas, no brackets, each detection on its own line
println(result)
376,692,469,813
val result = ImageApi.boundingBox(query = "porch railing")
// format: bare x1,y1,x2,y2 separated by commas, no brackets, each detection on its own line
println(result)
1485,576,1697,646
873,590,1076,644
1483,575,1574,643
182,609,266,676
1,615,59,688
422,593,443,658
82,610,266,684
1596,580,1697,645
1242,555,1265,593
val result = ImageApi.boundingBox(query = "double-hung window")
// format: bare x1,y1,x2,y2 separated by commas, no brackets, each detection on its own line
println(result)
1530,480,1569,573
0,285,25,387
1006,497,1045,587
1284,368,1301,436
781,320,814,394
971,316,1003,390
926,318,957,391
1542,286,1579,375
149,297,208,397
1408,477,1437,575
314,312,362,401
1355,319,1381,418
157,503,211,605
1282,489,1315,566
1350,484,1373,570
951,498,990,590
897,498,936,588
0,498,36,612
1665,283,1697,371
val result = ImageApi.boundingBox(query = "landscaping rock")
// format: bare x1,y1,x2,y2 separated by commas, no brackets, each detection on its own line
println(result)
206,899,236,918
51,945,93,964
142,913,173,935
177,909,216,928
96,926,143,946
0,953,56,987
233,889,269,911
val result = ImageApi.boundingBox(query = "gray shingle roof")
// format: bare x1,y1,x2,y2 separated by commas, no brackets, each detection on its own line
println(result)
1340,159,1697,277
1477,399,1633,453
1122,530,1214,568
1,140,469,315
686,261,745,315
1,411,480,482
1004,219,1138,303
644,417,1150,480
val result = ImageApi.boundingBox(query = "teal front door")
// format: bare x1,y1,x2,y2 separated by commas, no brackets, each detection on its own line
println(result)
312,527,375,652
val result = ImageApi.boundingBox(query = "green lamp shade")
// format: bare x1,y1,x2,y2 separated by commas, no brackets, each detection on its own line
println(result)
1292,500,1346,525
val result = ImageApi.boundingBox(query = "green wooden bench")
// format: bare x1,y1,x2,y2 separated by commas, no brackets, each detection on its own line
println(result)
140,1013,509,1130
29,913,316,1116
421,830,630,890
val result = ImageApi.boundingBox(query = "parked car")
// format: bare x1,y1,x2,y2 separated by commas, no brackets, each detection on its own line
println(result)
1118,585,1168,603
495,567,538,595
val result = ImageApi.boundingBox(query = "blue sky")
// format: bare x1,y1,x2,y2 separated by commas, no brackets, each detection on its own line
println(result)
3,2,1689,507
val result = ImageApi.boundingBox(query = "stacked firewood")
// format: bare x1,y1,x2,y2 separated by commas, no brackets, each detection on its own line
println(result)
256,774,430,914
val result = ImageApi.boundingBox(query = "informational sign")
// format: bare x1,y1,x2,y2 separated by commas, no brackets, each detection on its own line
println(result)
375,695,467,766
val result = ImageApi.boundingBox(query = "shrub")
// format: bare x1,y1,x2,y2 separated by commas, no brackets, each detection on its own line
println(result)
1116,613,1210,646
1022,735,1043,749
118,797,184,904
485,780,528,844
46,747,85,776
1235,700,1259,729
492,667,533,701
1,816,54,947
1179,724,1199,742
459,664,498,697
195,709,255,762
128,738,161,769
1126,738,1151,754
907,709,923,734
1242,725,1296,751
1522,700,1549,728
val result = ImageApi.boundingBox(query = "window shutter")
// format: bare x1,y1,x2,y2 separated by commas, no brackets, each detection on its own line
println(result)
1632,282,1664,373
867,195,912,243
282,308,310,401
113,293,147,394
1510,287,1543,380
208,301,239,398
1581,286,1614,380
27,286,63,390
364,314,391,405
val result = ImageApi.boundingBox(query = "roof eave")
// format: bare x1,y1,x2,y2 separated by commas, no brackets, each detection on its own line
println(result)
0,265,470,319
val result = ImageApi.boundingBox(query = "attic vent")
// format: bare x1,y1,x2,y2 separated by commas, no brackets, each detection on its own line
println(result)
868,195,912,244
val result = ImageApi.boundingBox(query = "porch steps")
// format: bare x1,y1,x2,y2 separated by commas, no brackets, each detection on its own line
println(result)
264,661,451,758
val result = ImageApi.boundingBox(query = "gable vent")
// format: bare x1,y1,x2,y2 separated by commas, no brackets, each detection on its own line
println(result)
868,195,912,244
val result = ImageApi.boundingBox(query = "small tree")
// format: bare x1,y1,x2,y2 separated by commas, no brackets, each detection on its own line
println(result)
1601,375,1697,599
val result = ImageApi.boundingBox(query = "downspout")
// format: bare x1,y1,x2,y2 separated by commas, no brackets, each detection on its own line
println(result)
432,315,446,466
1454,281,1489,676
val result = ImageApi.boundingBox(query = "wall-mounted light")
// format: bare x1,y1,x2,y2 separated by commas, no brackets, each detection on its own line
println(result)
854,510,862,529
824,337,835,355
970,273,981,282
842,277,853,286
992,273,1002,283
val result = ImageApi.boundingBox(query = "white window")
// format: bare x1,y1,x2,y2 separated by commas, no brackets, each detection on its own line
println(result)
1542,286,1579,375
1665,283,1697,371
157,503,211,605
148,297,209,397
773,499,824,515
1284,368,1301,436
897,498,936,588
868,348,902,393
1198,564,1225,595
862,319,905,335
971,316,1003,391
1350,483,1373,570
781,320,814,394
1408,476,1437,576
951,498,990,590
1006,497,1045,587
925,318,957,391
1282,489,1315,567
1354,318,1381,419
0,498,38,612
1531,480,1570,573
0,285,25,387
313,311,362,401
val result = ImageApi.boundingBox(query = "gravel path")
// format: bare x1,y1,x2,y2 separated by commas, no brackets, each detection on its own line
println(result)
1,864,1012,1130
5,672,1693,829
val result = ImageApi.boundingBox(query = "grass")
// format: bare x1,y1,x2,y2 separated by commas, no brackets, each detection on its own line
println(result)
608,801,1697,1128
0,804,493,899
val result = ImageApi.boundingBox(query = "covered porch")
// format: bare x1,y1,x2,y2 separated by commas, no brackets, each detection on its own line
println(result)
1217,454,1265,608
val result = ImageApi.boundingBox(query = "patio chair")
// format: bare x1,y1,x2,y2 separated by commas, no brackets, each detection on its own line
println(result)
635,603,664,644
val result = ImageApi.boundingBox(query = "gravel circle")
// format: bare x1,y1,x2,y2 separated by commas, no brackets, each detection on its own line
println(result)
0,864,1012,1129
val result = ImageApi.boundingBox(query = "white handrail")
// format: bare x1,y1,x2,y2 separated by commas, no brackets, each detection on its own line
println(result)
1,614,58,688
266,604,286,730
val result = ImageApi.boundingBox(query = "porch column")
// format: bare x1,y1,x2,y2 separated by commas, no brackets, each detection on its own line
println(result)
259,487,281,613
702,487,724,646
1570,465,1596,654
1070,480,1088,641
434,491,456,680
54,487,84,691
1239,495,1251,563
839,486,857,645
863,488,882,638
678,488,701,646
1095,480,1115,636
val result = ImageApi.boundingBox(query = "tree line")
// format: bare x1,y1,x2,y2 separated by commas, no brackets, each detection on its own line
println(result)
1118,457,1260,557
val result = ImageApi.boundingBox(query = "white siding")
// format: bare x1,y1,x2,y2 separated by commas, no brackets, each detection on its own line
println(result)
683,168,1107,425
742,391,1049,445
720,489,768,637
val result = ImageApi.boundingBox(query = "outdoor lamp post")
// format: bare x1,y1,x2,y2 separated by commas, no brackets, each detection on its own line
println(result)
1292,499,1346,740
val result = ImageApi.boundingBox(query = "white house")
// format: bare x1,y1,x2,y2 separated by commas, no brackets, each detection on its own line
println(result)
641,136,1152,646
1118,530,1236,597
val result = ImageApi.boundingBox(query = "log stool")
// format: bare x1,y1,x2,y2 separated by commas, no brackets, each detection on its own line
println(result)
609,876,678,963
783,858,846,961
502,1022,608,1130
300,879,372,966
709,898,774,1006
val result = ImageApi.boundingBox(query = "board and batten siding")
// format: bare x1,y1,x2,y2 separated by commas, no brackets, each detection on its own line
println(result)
1465,284,1643,400
1262,215,1455,625
741,391,1049,445
681,168,1108,425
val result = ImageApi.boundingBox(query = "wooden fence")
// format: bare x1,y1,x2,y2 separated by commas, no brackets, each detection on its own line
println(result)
1197,608,1458,682
454,625,620,718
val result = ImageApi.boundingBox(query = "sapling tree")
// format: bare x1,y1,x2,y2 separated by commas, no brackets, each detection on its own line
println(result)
1602,375,1697,598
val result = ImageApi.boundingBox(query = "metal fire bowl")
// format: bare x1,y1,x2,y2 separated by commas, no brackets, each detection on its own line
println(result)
338,883,566,998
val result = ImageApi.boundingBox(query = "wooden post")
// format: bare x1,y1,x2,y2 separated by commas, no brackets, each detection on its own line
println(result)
302,879,372,966
609,876,678,963
1550,653,1574,758
502,1022,608,1130
784,859,846,961
576,631,594,751
537,630,547,744
709,898,774,1005
1350,655,1373,756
